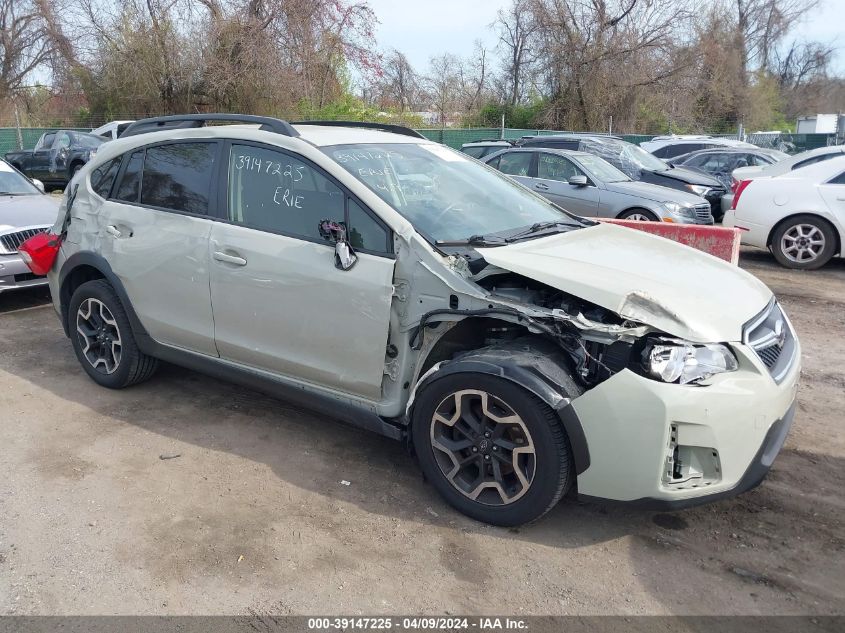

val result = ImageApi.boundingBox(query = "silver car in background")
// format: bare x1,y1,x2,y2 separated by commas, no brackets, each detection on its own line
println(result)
483,147,713,224
0,159,60,294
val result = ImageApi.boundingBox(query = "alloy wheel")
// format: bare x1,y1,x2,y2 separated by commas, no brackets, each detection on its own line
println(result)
76,298,122,374
430,389,536,506
626,213,652,221
780,223,826,263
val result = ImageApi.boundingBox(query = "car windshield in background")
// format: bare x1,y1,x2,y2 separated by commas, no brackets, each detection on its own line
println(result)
0,161,41,195
581,138,668,176
76,134,104,149
576,154,630,182
324,143,584,242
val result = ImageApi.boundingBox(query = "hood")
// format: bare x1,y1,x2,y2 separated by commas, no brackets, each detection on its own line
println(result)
603,180,709,205
0,194,61,231
477,223,771,343
649,165,723,187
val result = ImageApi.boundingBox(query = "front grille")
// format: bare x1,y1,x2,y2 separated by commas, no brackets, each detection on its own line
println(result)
0,226,50,255
693,202,712,221
743,300,797,383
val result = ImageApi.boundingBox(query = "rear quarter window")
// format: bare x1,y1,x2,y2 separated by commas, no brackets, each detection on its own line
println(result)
90,158,121,199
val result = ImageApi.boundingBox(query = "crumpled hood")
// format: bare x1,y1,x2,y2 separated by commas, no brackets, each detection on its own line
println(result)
0,194,61,230
477,223,772,343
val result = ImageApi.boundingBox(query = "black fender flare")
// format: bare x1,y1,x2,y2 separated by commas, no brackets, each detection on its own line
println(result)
408,337,591,476
58,251,149,346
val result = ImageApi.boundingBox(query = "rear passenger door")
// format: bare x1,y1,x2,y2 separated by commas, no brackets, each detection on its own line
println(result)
97,141,219,356
208,142,396,401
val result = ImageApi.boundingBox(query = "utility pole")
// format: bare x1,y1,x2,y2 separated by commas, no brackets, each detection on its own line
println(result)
608,116,613,135
13,102,24,150
501,113,505,140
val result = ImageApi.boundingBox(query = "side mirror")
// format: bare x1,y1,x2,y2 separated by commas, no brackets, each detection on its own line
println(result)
568,175,588,187
319,220,358,271
32,179,45,192
334,240,358,271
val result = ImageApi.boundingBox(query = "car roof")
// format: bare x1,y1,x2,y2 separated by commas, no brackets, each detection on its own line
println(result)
292,124,431,147
775,154,845,180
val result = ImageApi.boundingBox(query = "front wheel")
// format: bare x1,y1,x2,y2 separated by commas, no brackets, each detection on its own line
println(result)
770,215,837,270
618,208,659,221
412,373,572,526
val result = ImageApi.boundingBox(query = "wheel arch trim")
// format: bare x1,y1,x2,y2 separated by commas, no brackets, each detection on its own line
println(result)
59,251,148,341
406,343,591,476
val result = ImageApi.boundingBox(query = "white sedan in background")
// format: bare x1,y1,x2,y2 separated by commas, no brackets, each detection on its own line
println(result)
724,157,845,269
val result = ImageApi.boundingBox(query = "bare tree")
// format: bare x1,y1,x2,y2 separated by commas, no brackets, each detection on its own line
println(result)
426,53,461,125
379,48,419,111
494,0,538,105
0,0,53,100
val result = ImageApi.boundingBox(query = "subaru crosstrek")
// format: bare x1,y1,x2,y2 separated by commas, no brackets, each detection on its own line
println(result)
39,115,800,526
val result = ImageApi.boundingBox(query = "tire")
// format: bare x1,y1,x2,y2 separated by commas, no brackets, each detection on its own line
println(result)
618,208,659,221
68,280,159,388
770,214,837,270
412,373,572,526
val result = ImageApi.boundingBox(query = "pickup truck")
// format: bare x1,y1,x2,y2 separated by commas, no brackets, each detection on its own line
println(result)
5,130,104,190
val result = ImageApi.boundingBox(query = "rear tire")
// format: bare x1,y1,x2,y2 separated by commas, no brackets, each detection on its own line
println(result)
770,215,837,270
618,208,659,221
412,373,572,526
68,280,158,388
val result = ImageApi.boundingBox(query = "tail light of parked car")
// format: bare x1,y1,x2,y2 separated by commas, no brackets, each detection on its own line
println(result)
731,180,752,210
18,232,62,276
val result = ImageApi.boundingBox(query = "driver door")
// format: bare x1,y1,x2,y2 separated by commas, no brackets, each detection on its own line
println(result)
534,152,601,216
209,142,396,401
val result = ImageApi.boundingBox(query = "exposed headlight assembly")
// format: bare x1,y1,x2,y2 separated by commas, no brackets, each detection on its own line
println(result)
685,184,711,196
644,338,738,385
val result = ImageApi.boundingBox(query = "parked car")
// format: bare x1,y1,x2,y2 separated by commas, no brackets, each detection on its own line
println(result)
670,147,789,216
33,114,799,526
91,120,135,140
5,130,104,190
483,147,713,223
460,140,513,159
518,134,727,218
641,135,758,159
721,145,845,214
724,156,845,269
0,159,61,293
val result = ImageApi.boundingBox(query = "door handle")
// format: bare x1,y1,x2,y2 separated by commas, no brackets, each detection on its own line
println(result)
213,251,247,266
534,183,550,191
106,225,123,238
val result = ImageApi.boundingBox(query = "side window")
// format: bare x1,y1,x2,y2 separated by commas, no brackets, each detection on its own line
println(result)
36,133,56,150
462,147,486,158
228,144,344,241
140,143,215,215
828,171,845,185
498,152,533,176
348,199,389,253
114,150,143,202
486,155,501,169
700,154,729,171
90,158,121,199
537,153,583,182
793,154,833,170
749,154,773,166
58,133,72,149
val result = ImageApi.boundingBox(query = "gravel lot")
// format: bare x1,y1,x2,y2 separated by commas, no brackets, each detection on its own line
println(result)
1,248,843,616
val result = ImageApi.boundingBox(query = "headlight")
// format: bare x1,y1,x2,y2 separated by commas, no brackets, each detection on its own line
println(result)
686,184,711,196
644,339,738,384
661,202,696,218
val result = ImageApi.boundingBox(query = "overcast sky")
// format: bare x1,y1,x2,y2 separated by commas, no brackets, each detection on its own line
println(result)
365,0,844,74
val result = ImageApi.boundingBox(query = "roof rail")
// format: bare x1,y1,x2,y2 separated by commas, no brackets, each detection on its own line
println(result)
291,120,427,140
120,114,300,138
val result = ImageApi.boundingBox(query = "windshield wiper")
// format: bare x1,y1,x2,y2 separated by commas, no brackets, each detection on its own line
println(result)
505,220,581,243
436,234,507,247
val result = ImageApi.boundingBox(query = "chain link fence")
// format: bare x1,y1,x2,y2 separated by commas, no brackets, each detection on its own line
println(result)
1,123,838,156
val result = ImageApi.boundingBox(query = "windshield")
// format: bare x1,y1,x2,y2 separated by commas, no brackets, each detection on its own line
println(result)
576,154,630,182
324,143,583,242
0,161,41,195
582,138,668,176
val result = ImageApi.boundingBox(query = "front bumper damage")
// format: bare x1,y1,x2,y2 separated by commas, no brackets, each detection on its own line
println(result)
0,253,48,292
568,340,801,507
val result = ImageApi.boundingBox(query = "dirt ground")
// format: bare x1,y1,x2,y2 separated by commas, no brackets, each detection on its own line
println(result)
0,248,843,616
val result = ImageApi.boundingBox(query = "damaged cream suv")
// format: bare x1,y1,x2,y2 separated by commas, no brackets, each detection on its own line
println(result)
45,115,800,526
